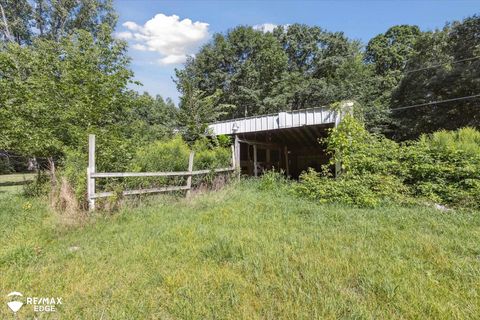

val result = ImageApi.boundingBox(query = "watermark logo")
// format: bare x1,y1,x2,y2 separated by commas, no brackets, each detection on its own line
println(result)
6,292,24,314
5,291,63,315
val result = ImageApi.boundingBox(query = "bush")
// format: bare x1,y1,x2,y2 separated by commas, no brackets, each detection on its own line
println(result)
257,170,289,193
23,172,50,197
296,115,480,209
294,169,409,208
403,128,480,209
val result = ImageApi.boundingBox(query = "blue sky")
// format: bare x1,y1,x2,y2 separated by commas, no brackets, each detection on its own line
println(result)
114,0,479,104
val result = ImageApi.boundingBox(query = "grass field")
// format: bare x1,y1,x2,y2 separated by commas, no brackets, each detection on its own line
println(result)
1,180,479,319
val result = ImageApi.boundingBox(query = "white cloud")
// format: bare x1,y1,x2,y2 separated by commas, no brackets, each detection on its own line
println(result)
253,23,277,33
115,31,133,40
158,54,189,65
120,13,210,65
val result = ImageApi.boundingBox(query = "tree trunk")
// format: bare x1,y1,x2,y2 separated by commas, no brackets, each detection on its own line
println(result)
47,157,57,187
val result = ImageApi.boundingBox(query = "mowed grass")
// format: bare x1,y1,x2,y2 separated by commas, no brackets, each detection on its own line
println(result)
1,181,479,319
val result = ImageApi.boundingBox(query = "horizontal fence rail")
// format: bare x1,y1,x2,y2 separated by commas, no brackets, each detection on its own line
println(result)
91,167,234,178
86,134,237,211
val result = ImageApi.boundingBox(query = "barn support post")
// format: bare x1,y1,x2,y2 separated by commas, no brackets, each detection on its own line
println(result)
87,134,96,211
284,146,289,177
253,144,258,177
266,148,270,169
186,151,195,197
234,135,240,178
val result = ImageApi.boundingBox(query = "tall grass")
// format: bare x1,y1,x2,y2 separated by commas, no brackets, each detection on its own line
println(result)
1,180,479,319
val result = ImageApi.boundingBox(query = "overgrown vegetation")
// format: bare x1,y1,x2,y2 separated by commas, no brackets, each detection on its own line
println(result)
290,116,480,209
56,134,232,211
1,181,479,319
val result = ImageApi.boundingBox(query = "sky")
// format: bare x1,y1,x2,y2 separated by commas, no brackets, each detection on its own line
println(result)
113,0,479,104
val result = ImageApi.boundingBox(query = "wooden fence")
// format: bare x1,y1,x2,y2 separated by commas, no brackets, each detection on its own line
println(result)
86,134,236,211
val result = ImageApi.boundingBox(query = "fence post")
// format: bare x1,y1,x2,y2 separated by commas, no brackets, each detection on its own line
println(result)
87,134,96,211
186,151,195,197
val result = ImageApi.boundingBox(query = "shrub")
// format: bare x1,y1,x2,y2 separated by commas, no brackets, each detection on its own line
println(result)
23,172,50,197
325,115,405,177
297,115,480,209
294,169,409,208
257,170,289,192
403,128,480,209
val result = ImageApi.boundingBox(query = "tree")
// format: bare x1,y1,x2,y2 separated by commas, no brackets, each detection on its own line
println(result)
391,15,480,139
0,28,133,161
0,0,116,44
177,79,233,142
176,26,288,119
128,92,178,141
175,24,367,120
0,0,32,44
365,25,421,76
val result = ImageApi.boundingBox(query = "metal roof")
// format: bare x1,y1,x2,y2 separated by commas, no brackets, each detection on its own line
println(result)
208,106,340,135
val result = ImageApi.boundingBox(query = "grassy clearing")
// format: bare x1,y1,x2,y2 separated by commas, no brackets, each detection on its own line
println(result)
0,173,35,195
1,180,479,319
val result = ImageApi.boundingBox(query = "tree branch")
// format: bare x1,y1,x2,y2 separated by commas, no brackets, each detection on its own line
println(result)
0,2,13,42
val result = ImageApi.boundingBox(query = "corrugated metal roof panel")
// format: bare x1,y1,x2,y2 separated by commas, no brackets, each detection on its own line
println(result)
208,106,338,135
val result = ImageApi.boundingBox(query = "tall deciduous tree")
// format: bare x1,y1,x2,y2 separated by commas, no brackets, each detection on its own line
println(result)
0,0,116,44
392,15,480,139
175,24,367,120
0,28,133,159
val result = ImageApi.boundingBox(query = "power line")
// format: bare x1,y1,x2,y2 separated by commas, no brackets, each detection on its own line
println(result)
390,94,480,112
404,56,480,74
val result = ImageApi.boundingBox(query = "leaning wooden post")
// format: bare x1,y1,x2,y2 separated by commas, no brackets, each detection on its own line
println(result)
186,151,195,197
87,134,96,211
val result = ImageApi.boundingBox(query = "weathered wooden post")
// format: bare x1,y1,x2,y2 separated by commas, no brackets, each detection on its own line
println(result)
87,134,96,211
186,151,195,197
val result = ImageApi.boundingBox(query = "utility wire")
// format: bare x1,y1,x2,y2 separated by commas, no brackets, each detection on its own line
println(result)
404,56,480,74
389,94,480,112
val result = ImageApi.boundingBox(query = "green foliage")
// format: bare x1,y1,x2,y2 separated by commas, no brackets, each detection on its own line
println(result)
0,28,133,159
22,172,50,197
130,136,190,173
0,157,13,174
294,169,409,208
403,128,480,208
192,137,231,170
177,79,234,142
298,116,480,209
257,170,289,193
326,115,405,177
391,15,480,139
0,0,116,44
175,24,366,119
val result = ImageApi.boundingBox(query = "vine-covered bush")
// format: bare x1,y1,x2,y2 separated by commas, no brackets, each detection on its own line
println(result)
294,115,480,209
403,128,480,208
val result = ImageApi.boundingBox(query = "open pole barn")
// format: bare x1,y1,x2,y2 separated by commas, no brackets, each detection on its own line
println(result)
208,102,353,178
